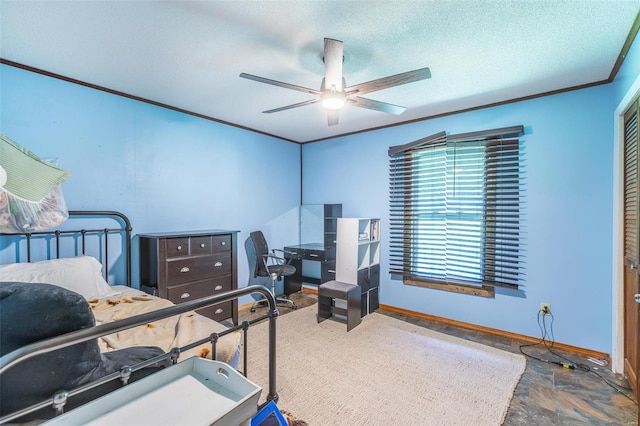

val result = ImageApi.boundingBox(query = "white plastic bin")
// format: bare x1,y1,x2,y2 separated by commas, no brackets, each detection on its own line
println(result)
45,357,262,426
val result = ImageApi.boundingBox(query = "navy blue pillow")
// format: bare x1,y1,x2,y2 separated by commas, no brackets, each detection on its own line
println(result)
0,282,169,421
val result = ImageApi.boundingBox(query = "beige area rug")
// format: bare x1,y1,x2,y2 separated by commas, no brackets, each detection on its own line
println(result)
242,305,526,426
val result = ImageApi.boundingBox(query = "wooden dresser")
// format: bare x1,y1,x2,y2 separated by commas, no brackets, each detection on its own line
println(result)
138,230,239,325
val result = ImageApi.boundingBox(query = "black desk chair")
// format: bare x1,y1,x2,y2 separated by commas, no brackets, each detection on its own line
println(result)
249,231,297,312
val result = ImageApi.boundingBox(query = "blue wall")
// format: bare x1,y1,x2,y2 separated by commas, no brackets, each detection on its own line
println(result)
2,30,638,353
303,84,615,353
0,64,302,302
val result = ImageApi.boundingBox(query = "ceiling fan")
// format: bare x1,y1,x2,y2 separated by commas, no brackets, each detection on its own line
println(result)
239,38,431,126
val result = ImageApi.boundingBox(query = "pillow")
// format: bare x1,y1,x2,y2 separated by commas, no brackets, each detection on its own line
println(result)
0,282,168,421
0,132,70,202
0,256,120,299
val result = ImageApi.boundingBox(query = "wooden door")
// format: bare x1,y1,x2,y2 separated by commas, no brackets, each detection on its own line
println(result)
623,99,639,402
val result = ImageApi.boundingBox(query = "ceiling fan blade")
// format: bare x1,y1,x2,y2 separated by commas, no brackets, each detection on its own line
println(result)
240,73,321,95
323,38,343,91
263,98,320,114
346,67,431,96
327,109,340,126
349,96,406,115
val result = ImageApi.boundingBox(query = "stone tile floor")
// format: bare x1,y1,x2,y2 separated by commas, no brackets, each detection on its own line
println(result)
239,291,638,425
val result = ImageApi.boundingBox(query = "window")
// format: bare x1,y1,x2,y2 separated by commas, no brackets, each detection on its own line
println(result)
388,126,524,297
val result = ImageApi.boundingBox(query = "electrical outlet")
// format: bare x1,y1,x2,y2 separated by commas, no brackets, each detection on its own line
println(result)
540,302,551,315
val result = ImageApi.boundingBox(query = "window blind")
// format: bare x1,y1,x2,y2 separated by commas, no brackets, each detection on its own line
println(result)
388,126,524,291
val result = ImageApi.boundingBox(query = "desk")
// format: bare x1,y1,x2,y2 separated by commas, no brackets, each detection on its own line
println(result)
283,243,336,294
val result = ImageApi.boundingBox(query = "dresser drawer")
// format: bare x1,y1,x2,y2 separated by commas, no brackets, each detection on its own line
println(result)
165,253,231,284
167,277,233,322
163,235,230,257
211,234,231,252
164,237,190,258
190,236,213,255
167,276,232,304
198,301,234,323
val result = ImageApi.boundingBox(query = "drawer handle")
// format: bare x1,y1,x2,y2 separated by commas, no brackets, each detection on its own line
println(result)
214,285,223,291
180,267,190,273
220,241,226,246
180,292,190,299
309,253,319,258
176,245,183,251
200,243,206,248
328,269,335,273
214,261,223,267
215,308,224,314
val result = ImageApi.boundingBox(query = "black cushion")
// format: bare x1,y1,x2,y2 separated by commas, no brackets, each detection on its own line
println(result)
0,282,169,421
266,264,296,277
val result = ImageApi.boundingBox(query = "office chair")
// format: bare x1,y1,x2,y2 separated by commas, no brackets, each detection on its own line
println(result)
249,230,297,312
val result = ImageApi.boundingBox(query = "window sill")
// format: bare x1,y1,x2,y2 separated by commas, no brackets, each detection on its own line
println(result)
404,279,495,298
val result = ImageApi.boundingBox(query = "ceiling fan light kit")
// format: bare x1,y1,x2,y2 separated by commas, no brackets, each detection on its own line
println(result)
321,91,345,110
240,38,431,126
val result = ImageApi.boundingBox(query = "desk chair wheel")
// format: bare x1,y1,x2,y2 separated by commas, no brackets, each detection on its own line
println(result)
279,297,297,310
250,296,297,312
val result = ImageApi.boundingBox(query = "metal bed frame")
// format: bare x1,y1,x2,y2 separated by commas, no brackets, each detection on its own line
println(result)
1,210,133,286
0,211,279,424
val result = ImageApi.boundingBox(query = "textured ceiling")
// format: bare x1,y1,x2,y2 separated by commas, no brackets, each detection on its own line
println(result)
1,1,639,143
